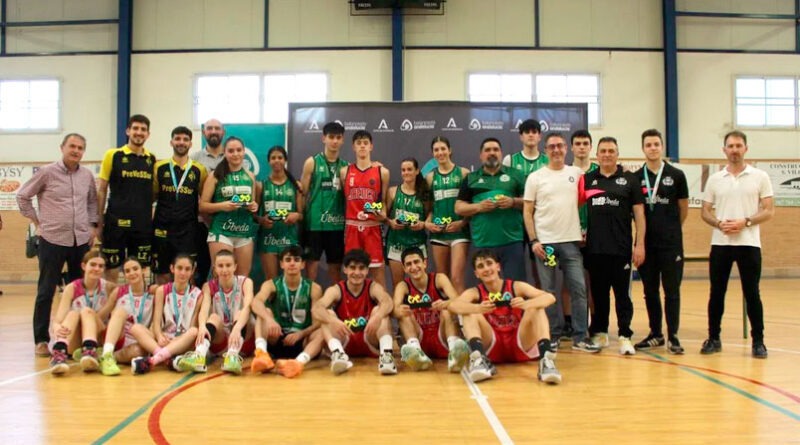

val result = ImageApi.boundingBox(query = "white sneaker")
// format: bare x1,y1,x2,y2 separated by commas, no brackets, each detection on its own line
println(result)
447,338,470,372
591,332,609,348
537,351,562,384
618,336,636,356
330,350,353,375
400,344,432,371
378,351,398,375
467,351,494,383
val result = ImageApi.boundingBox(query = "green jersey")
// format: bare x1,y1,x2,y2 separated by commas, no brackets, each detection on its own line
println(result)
258,178,299,254
209,170,257,238
386,186,427,255
305,153,348,231
269,276,313,333
459,166,525,248
508,151,549,177
578,162,599,234
431,166,469,242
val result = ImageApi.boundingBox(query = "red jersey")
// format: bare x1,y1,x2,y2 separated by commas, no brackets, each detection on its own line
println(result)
477,279,522,332
334,279,375,333
344,164,382,221
403,273,445,331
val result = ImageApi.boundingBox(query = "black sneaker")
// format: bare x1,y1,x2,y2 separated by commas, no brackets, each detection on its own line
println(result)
131,356,152,375
634,334,665,350
700,338,722,355
549,338,560,351
752,343,768,359
559,324,574,342
572,338,601,353
667,337,685,355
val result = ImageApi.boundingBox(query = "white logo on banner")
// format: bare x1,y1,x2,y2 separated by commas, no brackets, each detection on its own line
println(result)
446,118,458,128
469,119,481,131
244,147,260,176
540,120,550,132
308,121,319,131
401,119,413,131
378,119,389,130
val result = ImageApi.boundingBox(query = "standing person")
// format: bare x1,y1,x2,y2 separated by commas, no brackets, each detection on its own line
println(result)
523,132,599,353
200,136,259,277
385,158,430,289
300,122,349,284
191,118,226,287
700,130,774,358
152,126,208,283
257,146,303,280
455,138,527,281
17,133,99,357
96,114,156,282
580,137,646,355
633,129,689,354
425,136,471,294
341,130,391,288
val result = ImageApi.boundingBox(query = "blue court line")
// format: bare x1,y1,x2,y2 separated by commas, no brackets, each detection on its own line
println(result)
92,373,195,444
645,352,800,422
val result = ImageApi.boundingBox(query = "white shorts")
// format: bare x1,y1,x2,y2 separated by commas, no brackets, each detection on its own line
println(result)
207,232,253,248
430,238,470,247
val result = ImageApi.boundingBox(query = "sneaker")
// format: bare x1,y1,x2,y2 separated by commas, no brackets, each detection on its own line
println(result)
572,338,601,353
131,356,152,375
276,359,304,378
49,349,70,375
549,338,560,351
752,343,768,359
559,324,574,342
447,339,470,373
35,342,50,357
72,348,82,362
537,351,562,384
100,352,121,376
176,351,207,373
80,347,100,372
378,351,398,375
330,350,353,375
618,337,635,356
634,334,665,351
251,349,275,374
400,344,432,371
467,352,494,383
221,351,243,375
700,338,722,355
667,337,685,355
590,332,609,349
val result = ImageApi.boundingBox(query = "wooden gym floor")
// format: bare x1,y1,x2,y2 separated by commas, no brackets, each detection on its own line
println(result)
0,279,798,444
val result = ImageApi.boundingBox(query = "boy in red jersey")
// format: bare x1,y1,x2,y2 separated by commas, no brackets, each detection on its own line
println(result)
449,249,561,384
312,249,397,375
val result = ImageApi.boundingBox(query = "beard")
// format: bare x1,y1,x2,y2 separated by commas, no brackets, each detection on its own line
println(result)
173,146,190,157
206,135,221,148
483,155,500,169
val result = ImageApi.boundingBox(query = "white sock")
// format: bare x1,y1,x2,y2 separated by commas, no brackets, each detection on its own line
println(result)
227,344,240,355
102,342,114,356
406,337,421,349
328,338,344,353
255,338,268,352
196,338,210,356
447,336,460,350
296,352,311,364
379,334,393,353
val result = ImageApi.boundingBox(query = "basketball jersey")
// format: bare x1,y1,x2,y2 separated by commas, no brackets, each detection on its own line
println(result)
509,151,549,177
476,279,522,332
114,284,154,329
70,278,110,312
306,153,348,231
259,178,299,248
578,162,599,234
209,275,248,329
344,164,382,221
161,282,202,335
269,276,313,333
209,170,256,238
403,273,445,331
386,186,427,250
334,279,375,333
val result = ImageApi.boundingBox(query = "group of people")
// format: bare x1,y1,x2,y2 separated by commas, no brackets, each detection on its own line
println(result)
15,114,775,386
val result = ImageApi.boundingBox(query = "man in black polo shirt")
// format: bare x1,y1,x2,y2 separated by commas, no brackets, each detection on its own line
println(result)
580,136,646,355
633,129,688,354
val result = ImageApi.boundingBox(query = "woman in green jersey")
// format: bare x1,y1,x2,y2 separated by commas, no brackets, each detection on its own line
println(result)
424,136,471,294
200,137,259,277
386,158,431,288
257,146,303,280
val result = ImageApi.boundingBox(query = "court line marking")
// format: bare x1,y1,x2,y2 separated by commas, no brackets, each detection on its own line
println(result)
460,369,514,445
148,372,227,445
0,364,78,387
92,373,195,445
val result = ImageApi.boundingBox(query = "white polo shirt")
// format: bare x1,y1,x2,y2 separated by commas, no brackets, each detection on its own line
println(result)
523,165,583,243
703,164,773,248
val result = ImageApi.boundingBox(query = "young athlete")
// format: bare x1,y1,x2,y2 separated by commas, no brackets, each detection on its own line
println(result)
425,136,471,294
129,254,203,374
257,146,303,280
385,158,430,288
312,249,397,375
449,249,561,384
98,257,155,376
177,250,256,374
393,247,470,372
48,250,117,375
250,246,324,378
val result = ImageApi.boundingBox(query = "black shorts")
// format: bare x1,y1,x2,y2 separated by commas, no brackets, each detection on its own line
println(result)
269,334,305,359
304,230,344,264
152,225,198,274
101,222,152,269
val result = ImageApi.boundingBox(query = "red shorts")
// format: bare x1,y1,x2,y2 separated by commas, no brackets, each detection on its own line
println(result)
419,326,448,359
486,326,538,364
344,224,384,267
210,328,256,357
344,331,378,358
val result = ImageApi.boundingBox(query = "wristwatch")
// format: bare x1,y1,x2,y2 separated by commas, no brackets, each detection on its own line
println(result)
745,218,753,227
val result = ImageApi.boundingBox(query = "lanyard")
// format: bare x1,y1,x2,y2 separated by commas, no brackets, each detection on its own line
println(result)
169,159,192,201
218,277,239,324
643,161,664,211
83,280,98,309
280,277,308,315
171,283,190,332
127,286,149,324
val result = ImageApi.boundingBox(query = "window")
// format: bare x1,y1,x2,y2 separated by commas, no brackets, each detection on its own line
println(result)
468,73,601,126
0,79,60,131
735,76,796,127
194,73,328,125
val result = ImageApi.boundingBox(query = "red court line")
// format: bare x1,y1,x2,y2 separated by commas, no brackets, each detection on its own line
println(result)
147,372,226,445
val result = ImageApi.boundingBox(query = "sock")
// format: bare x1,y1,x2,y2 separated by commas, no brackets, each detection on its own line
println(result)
205,323,217,341
255,338,268,353
406,337,421,349
328,338,344,354
53,341,67,353
196,338,210,356
447,336,460,350
151,347,172,365
296,352,311,364
82,339,98,350
468,337,484,355
538,339,552,358
227,344,241,355
564,315,572,327
379,334,393,353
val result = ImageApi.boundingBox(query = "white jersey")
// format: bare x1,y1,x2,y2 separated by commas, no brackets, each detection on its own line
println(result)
161,282,202,337
69,278,110,314
114,284,154,347
209,275,247,330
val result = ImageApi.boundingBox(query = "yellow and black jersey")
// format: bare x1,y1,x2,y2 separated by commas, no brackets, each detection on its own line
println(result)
98,145,156,232
152,158,208,228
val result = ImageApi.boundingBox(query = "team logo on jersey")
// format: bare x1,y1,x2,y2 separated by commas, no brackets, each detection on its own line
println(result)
407,293,432,308
122,156,129,164
146,157,153,166
615,177,627,186
488,291,512,307
189,171,196,181
163,171,171,178
477,178,485,184
663,176,674,186
344,316,368,332
569,176,576,183
500,174,510,182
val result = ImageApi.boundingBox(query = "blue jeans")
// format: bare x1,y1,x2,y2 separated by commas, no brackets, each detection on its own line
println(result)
535,241,588,342
487,242,526,282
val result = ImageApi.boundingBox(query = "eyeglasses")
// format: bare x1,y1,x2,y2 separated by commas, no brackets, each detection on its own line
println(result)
545,143,566,150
